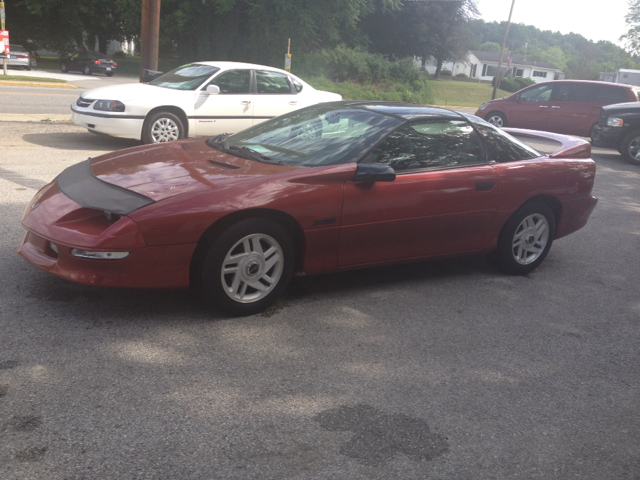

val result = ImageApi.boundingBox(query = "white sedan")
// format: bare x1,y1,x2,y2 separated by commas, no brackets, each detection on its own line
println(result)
70,61,342,143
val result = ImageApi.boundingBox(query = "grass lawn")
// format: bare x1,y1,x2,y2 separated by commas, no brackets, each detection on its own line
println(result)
0,73,67,83
429,79,510,108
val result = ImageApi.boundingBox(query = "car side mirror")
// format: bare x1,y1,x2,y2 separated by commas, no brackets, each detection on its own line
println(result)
353,163,396,183
514,94,521,102
205,85,220,95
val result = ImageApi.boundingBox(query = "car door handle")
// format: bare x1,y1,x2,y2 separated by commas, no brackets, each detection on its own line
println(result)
539,105,549,108
551,106,561,108
476,182,495,191
240,100,251,105
288,101,298,105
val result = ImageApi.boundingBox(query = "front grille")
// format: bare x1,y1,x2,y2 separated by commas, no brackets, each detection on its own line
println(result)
76,97,94,108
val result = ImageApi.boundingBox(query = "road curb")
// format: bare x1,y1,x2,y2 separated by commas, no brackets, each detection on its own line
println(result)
0,80,78,89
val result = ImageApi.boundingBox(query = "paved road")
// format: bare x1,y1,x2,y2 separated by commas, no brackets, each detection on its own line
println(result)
0,120,638,479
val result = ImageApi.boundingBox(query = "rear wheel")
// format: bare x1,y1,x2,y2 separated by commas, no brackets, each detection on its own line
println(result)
486,111,507,128
488,202,556,275
142,111,185,144
620,130,640,165
106,72,114,77
200,218,295,316
83,65,92,75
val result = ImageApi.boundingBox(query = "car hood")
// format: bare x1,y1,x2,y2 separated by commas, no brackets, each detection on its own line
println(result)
601,101,640,115
90,137,302,202
80,83,185,102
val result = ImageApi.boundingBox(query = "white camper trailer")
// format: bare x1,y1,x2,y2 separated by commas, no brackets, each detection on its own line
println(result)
616,69,640,87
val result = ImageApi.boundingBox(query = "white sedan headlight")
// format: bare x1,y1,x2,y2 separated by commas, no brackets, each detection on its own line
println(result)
93,100,125,112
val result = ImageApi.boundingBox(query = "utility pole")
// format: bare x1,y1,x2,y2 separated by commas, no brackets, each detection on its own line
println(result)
139,0,161,82
492,0,516,100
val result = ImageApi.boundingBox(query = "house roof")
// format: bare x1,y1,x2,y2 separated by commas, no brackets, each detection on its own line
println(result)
470,50,559,70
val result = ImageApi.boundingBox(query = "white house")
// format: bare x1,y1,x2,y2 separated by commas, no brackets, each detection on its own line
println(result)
420,50,564,84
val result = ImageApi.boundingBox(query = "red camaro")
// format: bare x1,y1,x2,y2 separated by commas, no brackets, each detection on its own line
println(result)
19,102,598,316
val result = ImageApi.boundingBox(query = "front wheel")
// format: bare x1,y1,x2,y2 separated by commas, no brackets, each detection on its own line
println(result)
620,130,640,165
486,111,507,128
200,218,295,316
488,202,556,275
142,111,185,144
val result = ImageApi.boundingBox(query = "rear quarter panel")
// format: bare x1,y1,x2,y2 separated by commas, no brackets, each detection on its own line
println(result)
489,156,596,245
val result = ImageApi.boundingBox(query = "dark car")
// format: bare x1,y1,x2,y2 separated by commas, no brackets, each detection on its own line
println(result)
475,80,640,137
591,102,640,164
18,102,598,316
60,51,117,76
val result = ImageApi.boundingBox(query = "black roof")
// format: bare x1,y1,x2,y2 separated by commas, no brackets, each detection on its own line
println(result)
333,101,465,121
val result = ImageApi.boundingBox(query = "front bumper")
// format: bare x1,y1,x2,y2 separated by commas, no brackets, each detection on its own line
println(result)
591,124,625,149
71,107,144,140
18,182,195,289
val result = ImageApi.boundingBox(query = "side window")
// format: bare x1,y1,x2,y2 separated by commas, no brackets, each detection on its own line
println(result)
473,122,540,163
596,85,631,104
519,84,553,102
210,70,251,94
370,120,485,173
292,79,303,93
256,70,292,94
552,83,595,102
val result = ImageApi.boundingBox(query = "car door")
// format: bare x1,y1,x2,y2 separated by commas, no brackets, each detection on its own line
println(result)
509,83,554,130
193,69,254,136
547,83,597,136
339,119,499,267
251,70,300,127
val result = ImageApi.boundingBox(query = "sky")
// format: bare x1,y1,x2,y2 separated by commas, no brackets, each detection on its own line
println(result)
474,0,629,47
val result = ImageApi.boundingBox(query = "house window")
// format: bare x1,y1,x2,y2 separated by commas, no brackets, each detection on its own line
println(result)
532,71,547,78
485,65,498,76
513,68,523,77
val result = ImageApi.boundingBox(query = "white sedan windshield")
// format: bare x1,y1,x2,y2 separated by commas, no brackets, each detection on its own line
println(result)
149,64,220,91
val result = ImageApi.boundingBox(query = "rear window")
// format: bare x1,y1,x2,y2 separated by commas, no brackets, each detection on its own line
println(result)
596,85,631,104
9,45,27,53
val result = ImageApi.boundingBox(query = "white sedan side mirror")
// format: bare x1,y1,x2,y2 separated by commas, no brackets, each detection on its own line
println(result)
205,85,220,95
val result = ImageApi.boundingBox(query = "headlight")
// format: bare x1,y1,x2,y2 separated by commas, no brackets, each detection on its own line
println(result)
93,100,125,112
606,117,624,127
478,102,489,111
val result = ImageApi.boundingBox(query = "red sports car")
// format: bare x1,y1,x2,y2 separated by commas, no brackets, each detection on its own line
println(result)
19,102,598,316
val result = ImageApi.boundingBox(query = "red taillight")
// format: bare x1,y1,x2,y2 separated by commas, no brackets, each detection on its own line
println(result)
94,60,101,65
113,62,117,66
17,54,28,59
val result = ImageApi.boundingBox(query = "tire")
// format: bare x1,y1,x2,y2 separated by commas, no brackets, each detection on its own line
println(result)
200,218,295,316
106,72,114,77
25,66,31,71
620,130,640,165
142,111,185,144
60,63,68,73
488,202,556,275
83,65,92,75
486,111,507,128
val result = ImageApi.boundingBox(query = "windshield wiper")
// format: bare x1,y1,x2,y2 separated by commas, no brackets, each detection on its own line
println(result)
228,146,284,164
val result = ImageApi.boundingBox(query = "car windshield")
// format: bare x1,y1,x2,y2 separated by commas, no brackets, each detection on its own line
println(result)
208,104,403,166
149,64,221,90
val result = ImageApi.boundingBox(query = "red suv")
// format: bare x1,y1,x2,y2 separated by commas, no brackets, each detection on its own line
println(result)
475,80,640,137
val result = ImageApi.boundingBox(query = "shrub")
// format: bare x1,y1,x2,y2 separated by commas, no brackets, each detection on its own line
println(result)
514,77,535,89
440,68,452,76
112,50,127,58
455,72,468,78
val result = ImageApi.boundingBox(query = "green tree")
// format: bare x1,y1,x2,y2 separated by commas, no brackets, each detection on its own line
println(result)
622,0,640,55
